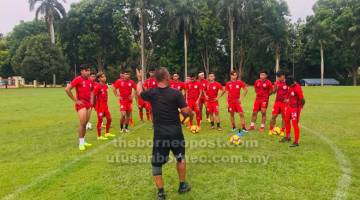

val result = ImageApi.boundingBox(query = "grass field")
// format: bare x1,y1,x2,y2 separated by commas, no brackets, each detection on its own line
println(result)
0,87,359,200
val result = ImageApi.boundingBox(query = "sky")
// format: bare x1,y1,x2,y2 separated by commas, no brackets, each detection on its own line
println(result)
0,0,317,35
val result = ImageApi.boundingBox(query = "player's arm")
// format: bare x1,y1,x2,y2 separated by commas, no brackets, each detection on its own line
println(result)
240,86,248,101
217,86,226,100
297,86,305,107
136,68,145,97
112,84,118,97
197,89,203,103
65,83,82,105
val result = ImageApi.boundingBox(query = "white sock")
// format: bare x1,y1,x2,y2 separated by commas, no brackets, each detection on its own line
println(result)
250,122,255,127
79,138,85,146
260,124,265,128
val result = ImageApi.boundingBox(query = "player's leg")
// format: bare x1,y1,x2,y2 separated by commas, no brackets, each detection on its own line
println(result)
86,107,93,130
214,103,221,130
96,112,106,140
152,139,171,199
290,109,300,147
120,110,126,132
171,137,190,194
280,106,292,143
194,104,201,128
77,108,91,150
139,105,144,121
229,111,236,131
104,110,115,138
199,101,203,121
250,101,260,130
259,107,267,132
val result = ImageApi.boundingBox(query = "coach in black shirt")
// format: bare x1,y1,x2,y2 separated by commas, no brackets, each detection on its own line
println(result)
136,67,191,200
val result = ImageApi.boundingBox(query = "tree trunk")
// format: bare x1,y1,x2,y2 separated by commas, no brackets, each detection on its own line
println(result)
320,43,324,86
238,46,245,80
275,44,280,73
96,56,104,72
184,29,188,81
49,16,55,44
229,10,234,72
352,66,358,86
140,8,146,80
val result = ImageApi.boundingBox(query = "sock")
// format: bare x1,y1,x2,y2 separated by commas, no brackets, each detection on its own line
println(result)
120,124,123,129
260,124,265,128
158,188,164,194
242,123,246,129
217,122,220,128
139,111,143,121
129,118,133,125
285,120,291,138
292,119,300,143
211,122,214,126
231,122,236,129
146,112,150,121
125,124,129,129
250,122,255,127
79,138,85,146
106,117,111,133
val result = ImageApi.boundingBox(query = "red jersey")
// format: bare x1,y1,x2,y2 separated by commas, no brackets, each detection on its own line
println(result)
199,79,208,96
170,80,185,91
205,81,223,102
287,83,304,108
93,83,108,111
71,76,93,103
274,80,288,102
144,78,157,90
113,79,136,102
225,80,246,103
185,81,203,101
254,79,273,101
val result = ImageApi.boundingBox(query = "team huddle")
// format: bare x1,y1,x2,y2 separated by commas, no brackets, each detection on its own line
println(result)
65,65,305,151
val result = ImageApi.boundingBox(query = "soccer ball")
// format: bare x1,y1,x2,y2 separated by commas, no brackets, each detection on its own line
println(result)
190,125,198,134
273,127,281,135
230,135,242,145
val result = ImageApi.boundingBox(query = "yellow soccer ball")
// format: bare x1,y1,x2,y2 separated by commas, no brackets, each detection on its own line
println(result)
190,125,198,134
273,127,281,135
230,135,242,145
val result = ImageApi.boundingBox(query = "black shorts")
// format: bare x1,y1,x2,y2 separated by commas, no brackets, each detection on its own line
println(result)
152,134,185,167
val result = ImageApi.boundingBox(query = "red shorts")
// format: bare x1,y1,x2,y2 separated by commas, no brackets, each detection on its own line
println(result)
120,100,132,112
272,101,286,116
97,109,111,119
188,100,200,113
75,101,92,112
285,106,301,122
206,101,219,114
138,98,146,108
228,101,244,113
144,101,152,112
253,99,269,112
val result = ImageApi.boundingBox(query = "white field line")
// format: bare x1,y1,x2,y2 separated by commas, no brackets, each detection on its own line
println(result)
1,123,146,200
301,125,352,200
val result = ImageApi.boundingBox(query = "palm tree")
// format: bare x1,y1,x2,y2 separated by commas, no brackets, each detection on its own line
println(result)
259,0,289,74
218,0,244,72
167,0,199,80
29,0,66,44
308,17,337,86
128,0,154,80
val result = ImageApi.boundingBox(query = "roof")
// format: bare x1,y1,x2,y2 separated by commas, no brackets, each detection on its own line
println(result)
300,78,340,85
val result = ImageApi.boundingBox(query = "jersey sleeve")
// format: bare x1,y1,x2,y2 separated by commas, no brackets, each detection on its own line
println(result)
131,80,136,90
268,80,273,91
70,77,80,88
296,85,304,100
112,80,119,89
240,81,246,88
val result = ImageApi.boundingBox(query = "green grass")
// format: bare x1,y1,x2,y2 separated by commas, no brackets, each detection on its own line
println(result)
0,87,359,200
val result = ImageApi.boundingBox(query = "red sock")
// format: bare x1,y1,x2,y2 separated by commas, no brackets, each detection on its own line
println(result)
242,123,246,129
269,125,274,130
292,119,300,143
285,119,291,138
106,116,111,133
130,117,133,126
139,110,143,121
97,115,103,137
146,111,150,121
